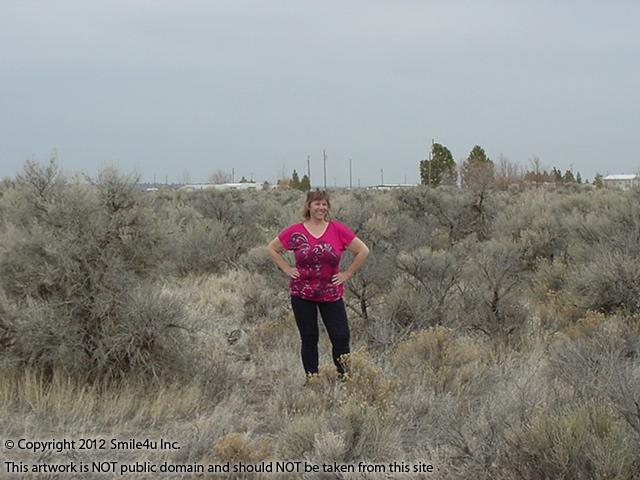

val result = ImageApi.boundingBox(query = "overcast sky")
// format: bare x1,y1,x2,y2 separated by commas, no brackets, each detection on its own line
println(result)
2,1,639,186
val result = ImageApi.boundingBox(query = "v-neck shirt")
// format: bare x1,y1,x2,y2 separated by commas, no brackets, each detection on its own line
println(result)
302,221,329,239
278,220,356,302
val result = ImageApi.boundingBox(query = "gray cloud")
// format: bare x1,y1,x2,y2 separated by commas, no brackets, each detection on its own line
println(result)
2,0,639,185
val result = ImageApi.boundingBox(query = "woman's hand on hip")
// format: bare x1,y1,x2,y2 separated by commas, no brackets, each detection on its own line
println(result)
331,271,352,285
284,266,300,279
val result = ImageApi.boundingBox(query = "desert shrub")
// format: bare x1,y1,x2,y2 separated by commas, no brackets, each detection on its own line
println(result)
238,272,284,324
162,218,231,275
238,246,292,312
3,297,85,373
531,258,568,294
550,314,640,442
0,162,190,380
393,326,486,393
186,189,268,264
566,250,640,314
99,285,194,379
335,191,403,326
582,189,640,259
310,431,347,463
0,157,65,227
527,259,587,331
151,193,234,276
492,191,573,267
453,239,529,343
278,414,325,459
415,347,555,480
503,403,637,480
419,187,478,244
340,349,396,411
4,281,192,381
392,186,498,245
334,398,402,462
386,246,464,331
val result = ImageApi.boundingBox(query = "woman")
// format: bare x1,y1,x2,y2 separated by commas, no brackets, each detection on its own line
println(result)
266,190,369,378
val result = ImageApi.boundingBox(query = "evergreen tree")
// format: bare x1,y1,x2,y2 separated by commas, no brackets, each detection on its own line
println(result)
291,170,301,190
576,172,582,184
420,143,457,186
562,170,575,184
300,174,311,191
593,173,603,189
460,145,494,189
467,145,490,164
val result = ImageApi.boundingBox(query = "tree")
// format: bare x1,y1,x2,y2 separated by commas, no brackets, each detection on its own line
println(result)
291,170,301,190
209,169,232,184
460,145,494,190
576,172,582,184
528,156,543,189
467,144,490,164
299,174,311,192
593,173,603,189
420,143,457,187
460,145,495,241
495,154,522,190
562,170,575,184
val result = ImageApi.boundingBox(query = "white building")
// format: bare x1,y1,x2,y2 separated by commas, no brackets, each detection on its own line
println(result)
179,182,259,192
602,174,640,191
367,183,419,190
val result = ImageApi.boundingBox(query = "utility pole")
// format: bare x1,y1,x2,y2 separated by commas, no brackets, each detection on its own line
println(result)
323,149,327,189
428,138,434,187
380,168,384,185
232,167,235,183
349,158,353,189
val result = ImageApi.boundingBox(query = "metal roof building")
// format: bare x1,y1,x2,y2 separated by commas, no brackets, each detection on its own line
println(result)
603,174,640,190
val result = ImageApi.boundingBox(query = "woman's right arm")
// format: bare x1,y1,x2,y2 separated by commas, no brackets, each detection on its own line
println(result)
266,237,300,279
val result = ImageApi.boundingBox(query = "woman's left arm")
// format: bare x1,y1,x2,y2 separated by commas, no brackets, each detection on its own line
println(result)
331,237,370,285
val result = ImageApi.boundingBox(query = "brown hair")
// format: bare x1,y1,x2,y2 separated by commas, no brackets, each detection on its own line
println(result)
302,190,331,220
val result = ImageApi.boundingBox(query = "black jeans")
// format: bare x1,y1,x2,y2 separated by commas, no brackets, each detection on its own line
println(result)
290,296,350,375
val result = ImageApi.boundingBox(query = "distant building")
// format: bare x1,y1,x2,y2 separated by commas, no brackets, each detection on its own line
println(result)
367,183,419,190
602,174,640,191
178,182,259,192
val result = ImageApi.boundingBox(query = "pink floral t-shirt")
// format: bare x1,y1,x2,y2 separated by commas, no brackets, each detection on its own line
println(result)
278,220,356,302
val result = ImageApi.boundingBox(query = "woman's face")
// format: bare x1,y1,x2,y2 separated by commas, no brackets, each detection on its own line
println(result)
309,199,329,220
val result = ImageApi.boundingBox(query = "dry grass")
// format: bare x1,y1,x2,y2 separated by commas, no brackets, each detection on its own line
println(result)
0,368,210,435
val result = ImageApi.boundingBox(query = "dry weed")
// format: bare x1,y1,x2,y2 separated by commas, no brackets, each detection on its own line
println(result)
213,432,272,463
